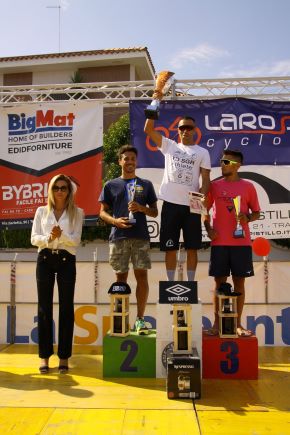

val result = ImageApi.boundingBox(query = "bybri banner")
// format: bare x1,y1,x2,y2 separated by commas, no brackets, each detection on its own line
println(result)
130,98,290,241
0,101,103,228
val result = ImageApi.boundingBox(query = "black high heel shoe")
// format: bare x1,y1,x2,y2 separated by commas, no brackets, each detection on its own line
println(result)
58,365,69,374
39,365,49,374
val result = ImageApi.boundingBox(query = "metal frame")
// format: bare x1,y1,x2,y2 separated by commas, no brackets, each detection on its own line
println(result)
1,76,290,106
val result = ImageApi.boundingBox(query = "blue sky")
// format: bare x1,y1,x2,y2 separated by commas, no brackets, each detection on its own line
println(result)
0,0,289,79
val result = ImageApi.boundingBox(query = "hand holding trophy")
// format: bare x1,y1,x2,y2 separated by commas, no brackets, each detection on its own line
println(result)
144,71,175,119
127,179,137,224
232,196,245,238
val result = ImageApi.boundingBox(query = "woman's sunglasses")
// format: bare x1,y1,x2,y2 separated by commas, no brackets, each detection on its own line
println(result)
52,185,68,192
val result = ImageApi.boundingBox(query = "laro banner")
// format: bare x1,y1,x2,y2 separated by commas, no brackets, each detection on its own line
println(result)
130,98,290,241
0,101,103,228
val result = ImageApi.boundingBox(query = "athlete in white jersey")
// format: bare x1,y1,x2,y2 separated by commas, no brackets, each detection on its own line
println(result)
144,116,211,281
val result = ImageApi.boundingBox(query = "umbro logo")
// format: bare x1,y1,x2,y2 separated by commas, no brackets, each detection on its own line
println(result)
166,284,191,297
159,281,197,304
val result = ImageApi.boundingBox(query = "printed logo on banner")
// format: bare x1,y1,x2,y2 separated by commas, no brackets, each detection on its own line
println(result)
132,99,290,241
0,101,103,172
166,284,192,297
159,281,198,304
162,341,174,369
0,101,103,228
130,99,290,167
7,109,75,159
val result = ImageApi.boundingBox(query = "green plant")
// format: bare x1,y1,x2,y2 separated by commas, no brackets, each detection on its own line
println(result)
103,113,130,182
70,71,83,83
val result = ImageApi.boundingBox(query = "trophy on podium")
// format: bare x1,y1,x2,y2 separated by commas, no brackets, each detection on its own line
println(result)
232,195,245,238
144,70,175,119
127,179,137,224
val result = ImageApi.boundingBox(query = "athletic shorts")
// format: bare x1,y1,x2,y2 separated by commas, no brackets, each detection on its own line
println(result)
209,246,254,278
109,239,151,274
160,201,202,251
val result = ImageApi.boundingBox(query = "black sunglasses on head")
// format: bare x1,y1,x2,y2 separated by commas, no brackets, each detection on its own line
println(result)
52,185,68,192
178,125,194,131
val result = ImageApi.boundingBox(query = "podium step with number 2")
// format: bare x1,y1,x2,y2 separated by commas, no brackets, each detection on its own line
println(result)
103,331,156,378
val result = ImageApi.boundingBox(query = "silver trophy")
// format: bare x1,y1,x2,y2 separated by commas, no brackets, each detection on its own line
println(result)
232,196,245,238
144,71,175,120
127,179,137,224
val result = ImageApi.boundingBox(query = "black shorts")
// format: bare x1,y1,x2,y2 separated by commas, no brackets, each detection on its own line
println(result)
160,201,202,251
209,246,254,278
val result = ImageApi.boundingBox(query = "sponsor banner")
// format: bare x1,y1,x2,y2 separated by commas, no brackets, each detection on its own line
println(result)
131,98,290,241
137,165,290,241
1,260,290,346
130,98,290,168
1,303,290,346
159,281,198,304
0,101,103,227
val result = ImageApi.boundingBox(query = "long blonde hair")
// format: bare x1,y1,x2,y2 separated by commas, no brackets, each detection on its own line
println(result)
47,174,78,226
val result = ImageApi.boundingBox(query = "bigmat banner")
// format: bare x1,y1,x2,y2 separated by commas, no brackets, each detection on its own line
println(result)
0,101,103,228
130,98,290,241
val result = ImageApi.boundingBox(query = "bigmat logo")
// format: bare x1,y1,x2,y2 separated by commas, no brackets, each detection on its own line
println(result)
6,109,75,156
7,109,76,157
8,110,75,135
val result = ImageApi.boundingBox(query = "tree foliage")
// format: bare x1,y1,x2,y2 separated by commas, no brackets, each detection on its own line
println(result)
103,113,130,182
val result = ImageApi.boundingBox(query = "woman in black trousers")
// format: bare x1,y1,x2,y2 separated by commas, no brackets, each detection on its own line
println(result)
31,174,83,374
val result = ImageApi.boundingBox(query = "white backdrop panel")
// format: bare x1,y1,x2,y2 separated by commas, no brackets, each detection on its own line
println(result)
268,262,290,303
15,263,37,303
0,305,7,342
0,263,11,302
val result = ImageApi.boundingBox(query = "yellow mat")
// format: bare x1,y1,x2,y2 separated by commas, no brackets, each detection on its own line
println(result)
0,345,290,434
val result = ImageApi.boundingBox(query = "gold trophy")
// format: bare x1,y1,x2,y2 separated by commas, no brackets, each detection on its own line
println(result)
232,196,245,238
144,70,175,119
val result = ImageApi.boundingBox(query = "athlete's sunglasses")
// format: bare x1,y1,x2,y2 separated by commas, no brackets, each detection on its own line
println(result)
178,125,194,131
220,159,239,166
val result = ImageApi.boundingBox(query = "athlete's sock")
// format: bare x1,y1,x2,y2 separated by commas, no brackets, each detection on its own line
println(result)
166,270,175,281
187,270,196,281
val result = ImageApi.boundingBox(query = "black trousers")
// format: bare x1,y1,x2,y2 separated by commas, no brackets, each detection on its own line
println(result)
36,249,76,359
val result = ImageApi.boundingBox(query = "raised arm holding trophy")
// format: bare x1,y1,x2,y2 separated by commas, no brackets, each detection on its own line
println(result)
204,149,261,337
144,71,175,120
144,73,211,282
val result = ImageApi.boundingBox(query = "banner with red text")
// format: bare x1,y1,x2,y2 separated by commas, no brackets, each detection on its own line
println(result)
130,98,290,241
0,101,103,228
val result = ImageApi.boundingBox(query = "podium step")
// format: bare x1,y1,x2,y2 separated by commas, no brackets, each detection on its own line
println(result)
103,330,156,378
202,332,258,379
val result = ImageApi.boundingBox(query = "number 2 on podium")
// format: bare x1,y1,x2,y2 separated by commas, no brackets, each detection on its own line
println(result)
120,340,138,372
